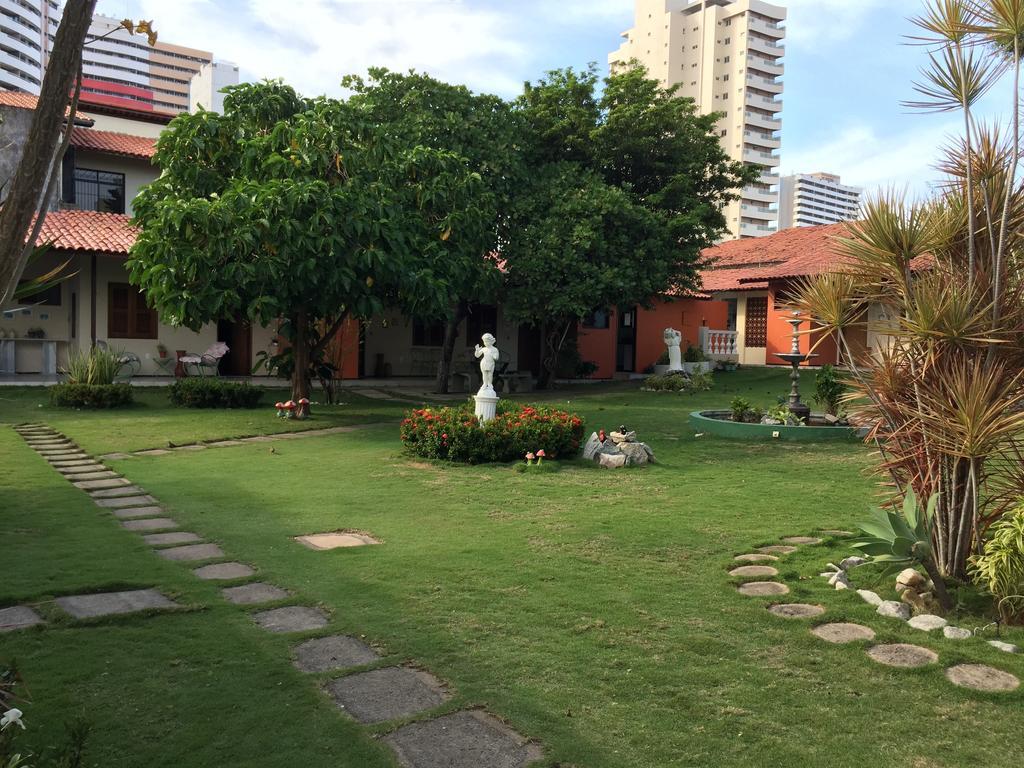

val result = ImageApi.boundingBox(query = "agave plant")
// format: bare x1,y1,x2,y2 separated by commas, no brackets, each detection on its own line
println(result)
793,0,1024,585
853,491,952,609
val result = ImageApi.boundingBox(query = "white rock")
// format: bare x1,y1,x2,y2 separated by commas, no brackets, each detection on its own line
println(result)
989,640,1020,654
834,581,850,590
907,614,947,631
943,626,972,640
896,568,926,588
839,556,867,570
598,453,627,469
582,433,602,461
825,563,842,572
877,601,912,620
819,572,836,578
857,589,884,606
829,571,850,588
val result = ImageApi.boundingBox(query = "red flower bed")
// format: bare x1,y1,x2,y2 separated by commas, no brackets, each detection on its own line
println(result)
400,402,584,464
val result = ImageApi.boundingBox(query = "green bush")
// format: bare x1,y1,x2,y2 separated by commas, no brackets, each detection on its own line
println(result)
400,402,584,464
63,346,123,385
643,370,713,394
49,383,133,408
683,345,705,363
813,364,849,416
730,396,752,422
168,378,264,409
970,503,1024,623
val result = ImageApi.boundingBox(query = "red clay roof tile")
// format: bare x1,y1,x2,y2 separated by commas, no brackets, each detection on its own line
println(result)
35,210,136,255
70,126,156,160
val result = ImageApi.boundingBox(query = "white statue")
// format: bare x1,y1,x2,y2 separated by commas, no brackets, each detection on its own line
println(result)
663,327,683,370
474,333,500,391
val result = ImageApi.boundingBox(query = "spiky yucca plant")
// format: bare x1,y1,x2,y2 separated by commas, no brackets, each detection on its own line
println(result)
794,0,1024,584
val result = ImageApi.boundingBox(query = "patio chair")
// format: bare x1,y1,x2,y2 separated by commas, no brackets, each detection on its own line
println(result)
95,340,141,381
179,341,229,377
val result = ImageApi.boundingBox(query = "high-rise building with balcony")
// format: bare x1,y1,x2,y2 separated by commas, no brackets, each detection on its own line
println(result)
778,172,861,229
609,0,786,239
0,5,236,114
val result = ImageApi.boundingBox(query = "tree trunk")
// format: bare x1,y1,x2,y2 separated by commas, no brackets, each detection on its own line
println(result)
291,313,311,401
435,301,468,394
535,320,552,390
0,0,97,306
536,319,571,390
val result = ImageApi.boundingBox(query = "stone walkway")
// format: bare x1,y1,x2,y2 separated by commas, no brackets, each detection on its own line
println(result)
730,530,1021,694
11,423,544,767
97,423,381,461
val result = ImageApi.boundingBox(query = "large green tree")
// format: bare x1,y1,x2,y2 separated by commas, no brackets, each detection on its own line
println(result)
129,80,486,399
342,68,519,392
505,64,756,387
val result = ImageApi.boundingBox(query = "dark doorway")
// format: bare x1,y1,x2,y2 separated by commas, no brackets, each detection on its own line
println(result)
217,319,252,377
517,323,542,376
616,306,637,373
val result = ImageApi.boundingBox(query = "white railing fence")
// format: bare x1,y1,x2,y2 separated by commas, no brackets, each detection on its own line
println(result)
699,328,739,359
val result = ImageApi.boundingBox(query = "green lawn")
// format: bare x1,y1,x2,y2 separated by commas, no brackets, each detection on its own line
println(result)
3,369,1022,767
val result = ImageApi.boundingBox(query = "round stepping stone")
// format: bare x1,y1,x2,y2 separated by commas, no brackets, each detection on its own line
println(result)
193,562,256,580
989,640,1020,654
737,581,789,596
0,605,44,632
811,622,876,644
907,614,948,632
157,542,224,561
294,531,381,550
780,536,823,545
221,582,291,605
54,589,177,619
143,531,202,547
943,626,972,640
945,664,1020,692
326,666,449,724
252,605,328,633
730,565,779,578
866,643,938,668
768,603,824,619
385,710,544,768
734,553,778,563
757,545,798,555
121,517,178,532
293,635,380,673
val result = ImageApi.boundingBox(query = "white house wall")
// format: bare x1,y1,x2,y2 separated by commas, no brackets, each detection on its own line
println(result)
71,150,156,216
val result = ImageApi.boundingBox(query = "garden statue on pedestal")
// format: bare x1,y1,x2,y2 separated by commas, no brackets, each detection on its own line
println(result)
473,333,500,423
663,328,683,371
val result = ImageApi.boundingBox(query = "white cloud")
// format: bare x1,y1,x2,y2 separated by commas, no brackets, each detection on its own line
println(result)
779,120,961,196
783,0,919,46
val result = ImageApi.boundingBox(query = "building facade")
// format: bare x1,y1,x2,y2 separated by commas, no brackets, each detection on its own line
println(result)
0,5,237,113
610,0,786,240
778,172,861,229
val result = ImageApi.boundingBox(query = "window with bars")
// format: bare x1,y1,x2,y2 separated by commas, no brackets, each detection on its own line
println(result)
745,296,768,347
108,283,157,339
74,168,125,214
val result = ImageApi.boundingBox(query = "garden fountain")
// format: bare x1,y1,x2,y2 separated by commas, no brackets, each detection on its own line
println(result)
774,311,816,422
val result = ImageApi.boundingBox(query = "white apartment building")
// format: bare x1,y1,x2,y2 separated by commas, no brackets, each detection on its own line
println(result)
778,172,862,229
189,60,238,113
0,4,237,113
609,0,786,240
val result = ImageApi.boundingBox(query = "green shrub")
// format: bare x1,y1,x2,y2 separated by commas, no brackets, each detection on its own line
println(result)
63,346,123,385
49,383,133,408
643,371,713,394
813,364,849,416
970,503,1024,623
655,350,670,365
400,402,584,464
683,345,705,363
730,396,752,422
168,378,264,409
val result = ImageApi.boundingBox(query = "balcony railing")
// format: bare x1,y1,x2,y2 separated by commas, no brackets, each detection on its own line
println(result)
700,328,739,359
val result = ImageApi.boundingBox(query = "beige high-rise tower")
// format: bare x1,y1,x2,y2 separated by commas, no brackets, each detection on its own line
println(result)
610,0,786,239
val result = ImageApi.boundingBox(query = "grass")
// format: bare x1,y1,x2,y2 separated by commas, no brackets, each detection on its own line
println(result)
3,369,1023,767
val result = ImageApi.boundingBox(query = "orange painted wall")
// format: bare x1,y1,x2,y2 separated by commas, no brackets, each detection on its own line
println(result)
636,298,729,372
331,317,361,379
577,307,618,380
766,285,840,366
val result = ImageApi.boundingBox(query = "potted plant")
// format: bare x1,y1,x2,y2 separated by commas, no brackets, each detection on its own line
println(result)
157,342,168,359
682,345,713,374
653,350,672,376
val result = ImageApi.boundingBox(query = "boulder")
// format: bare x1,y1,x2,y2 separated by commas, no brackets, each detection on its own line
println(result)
896,568,927,589
598,453,628,469
988,640,1020,654
609,430,637,444
901,588,941,616
618,441,653,466
582,433,602,461
839,556,868,570
943,626,972,640
856,589,884,606
907,614,947,632
877,601,912,621
828,571,850,589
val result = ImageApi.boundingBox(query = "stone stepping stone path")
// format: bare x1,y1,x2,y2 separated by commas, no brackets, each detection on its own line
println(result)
54,589,178,619
97,425,372,461
157,543,225,562
193,562,256,580
385,710,544,768
733,553,778,563
780,536,822,545
729,565,779,579
0,605,44,632
14,424,544,765
252,606,329,633
295,531,381,550
767,603,824,619
811,622,876,644
222,582,291,605
293,635,380,673
866,643,938,668
757,545,798,555
327,667,449,725
945,664,1020,692
738,581,789,596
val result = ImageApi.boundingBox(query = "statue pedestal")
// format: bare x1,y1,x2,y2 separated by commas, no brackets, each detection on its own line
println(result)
474,386,499,423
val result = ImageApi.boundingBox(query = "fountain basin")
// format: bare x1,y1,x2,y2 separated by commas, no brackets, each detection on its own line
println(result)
690,410,863,442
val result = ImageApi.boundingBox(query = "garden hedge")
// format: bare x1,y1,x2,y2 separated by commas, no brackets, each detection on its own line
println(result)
168,378,263,409
49,383,134,409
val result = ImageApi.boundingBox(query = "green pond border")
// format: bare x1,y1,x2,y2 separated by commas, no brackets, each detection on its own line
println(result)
689,410,863,442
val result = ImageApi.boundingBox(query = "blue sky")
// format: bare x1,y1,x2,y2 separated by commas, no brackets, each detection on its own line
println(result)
96,0,1015,196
